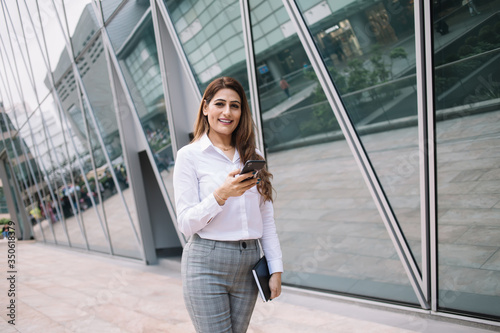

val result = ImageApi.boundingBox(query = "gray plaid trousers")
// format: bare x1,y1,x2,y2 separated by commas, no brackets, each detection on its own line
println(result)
182,234,260,333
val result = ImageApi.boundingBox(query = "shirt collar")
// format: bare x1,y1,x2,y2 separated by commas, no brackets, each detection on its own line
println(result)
199,133,240,163
199,133,212,152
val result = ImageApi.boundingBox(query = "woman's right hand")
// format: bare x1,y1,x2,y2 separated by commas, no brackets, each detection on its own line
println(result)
215,169,259,204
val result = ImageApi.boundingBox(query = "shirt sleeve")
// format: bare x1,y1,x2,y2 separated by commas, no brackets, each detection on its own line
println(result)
260,198,283,274
173,149,223,237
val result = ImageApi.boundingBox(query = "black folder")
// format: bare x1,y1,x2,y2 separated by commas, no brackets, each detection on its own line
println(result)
252,256,271,302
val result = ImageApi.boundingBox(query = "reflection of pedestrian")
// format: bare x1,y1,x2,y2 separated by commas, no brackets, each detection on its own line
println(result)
30,205,42,220
103,170,115,194
46,201,56,223
2,225,9,239
61,195,72,218
436,20,449,35
332,38,346,62
39,201,46,220
302,62,311,75
52,201,59,221
81,188,92,209
116,166,129,188
464,0,480,16
279,77,290,98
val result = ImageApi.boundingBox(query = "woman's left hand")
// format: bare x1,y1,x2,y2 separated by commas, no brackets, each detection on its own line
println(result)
269,272,282,300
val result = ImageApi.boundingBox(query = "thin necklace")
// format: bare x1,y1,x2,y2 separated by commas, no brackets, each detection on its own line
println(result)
217,145,234,151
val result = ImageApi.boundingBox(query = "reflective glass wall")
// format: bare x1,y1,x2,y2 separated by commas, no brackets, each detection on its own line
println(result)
250,0,419,304
433,0,500,319
0,0,141,259
0,0,498,324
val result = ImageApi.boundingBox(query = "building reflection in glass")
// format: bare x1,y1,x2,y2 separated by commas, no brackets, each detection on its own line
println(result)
433,0,500,319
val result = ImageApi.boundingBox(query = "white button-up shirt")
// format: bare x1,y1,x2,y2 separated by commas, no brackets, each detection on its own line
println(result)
173,134,283,273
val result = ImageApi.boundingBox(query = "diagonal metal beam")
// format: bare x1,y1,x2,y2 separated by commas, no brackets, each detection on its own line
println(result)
240,0,265,154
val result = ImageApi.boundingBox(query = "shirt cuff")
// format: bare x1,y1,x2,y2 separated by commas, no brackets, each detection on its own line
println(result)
206,193,224,222
267,259,283,275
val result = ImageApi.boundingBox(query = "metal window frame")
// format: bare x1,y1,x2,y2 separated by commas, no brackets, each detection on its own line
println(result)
414,0,432,308
282,0,429,309
154,0,200,95
91,0,157,261
26,0,93,250
0,2,59,243
50,0,146,258
92,0,186,251
90,4,170,261
49,0,114,254
0,148,33,240
240,0,265,154
153,0,202,157
422,0,439,314
0,84,42,241
26,0,115,251
4,0,86,247
150,0,180,156
7,1,85,247
0,80,46,242
79,1,146,259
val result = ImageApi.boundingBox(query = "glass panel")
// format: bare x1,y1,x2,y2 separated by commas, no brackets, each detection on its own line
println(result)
40,96,87,249
4,162,29,239
50,52,111,253
0,2,30,131
294,0,421,271
106,9,176,208
106,0,149,50
0,106,37,240
78,32,142,259
24,0,71,106
0,187,7,214
13,129,52,243
163,0,249,93
5,0,51,119
101,0,126,23
64,0,99,59
25,108,70,246
11,113,57,244
250,0,418,304
434,1,500,319
0,10,44,240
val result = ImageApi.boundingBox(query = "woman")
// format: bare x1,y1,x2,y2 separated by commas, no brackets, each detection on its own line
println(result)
173,77,283,333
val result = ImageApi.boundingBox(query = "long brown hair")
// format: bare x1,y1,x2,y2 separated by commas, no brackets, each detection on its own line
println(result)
192,77,273,202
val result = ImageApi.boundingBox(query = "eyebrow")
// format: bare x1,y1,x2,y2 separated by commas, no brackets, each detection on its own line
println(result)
214,98,241,104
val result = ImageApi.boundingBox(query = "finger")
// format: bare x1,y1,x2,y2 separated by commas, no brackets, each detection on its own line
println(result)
234,172,254,183
242,171,256,179
241,179,258,190
228,169,240,177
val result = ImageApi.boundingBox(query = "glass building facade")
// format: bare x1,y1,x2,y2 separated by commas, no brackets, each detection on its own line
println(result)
0,0,499,325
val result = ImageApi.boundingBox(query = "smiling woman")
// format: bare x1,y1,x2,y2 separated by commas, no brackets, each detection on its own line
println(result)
173,76,283,332
202,88,242,158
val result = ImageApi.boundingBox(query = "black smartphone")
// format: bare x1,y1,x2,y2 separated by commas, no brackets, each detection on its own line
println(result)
240,160,266,176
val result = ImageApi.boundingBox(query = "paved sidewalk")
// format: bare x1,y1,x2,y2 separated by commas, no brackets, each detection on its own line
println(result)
0,240,497,332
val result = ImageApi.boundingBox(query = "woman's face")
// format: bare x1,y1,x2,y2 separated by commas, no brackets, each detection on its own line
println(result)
203,88,242,140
